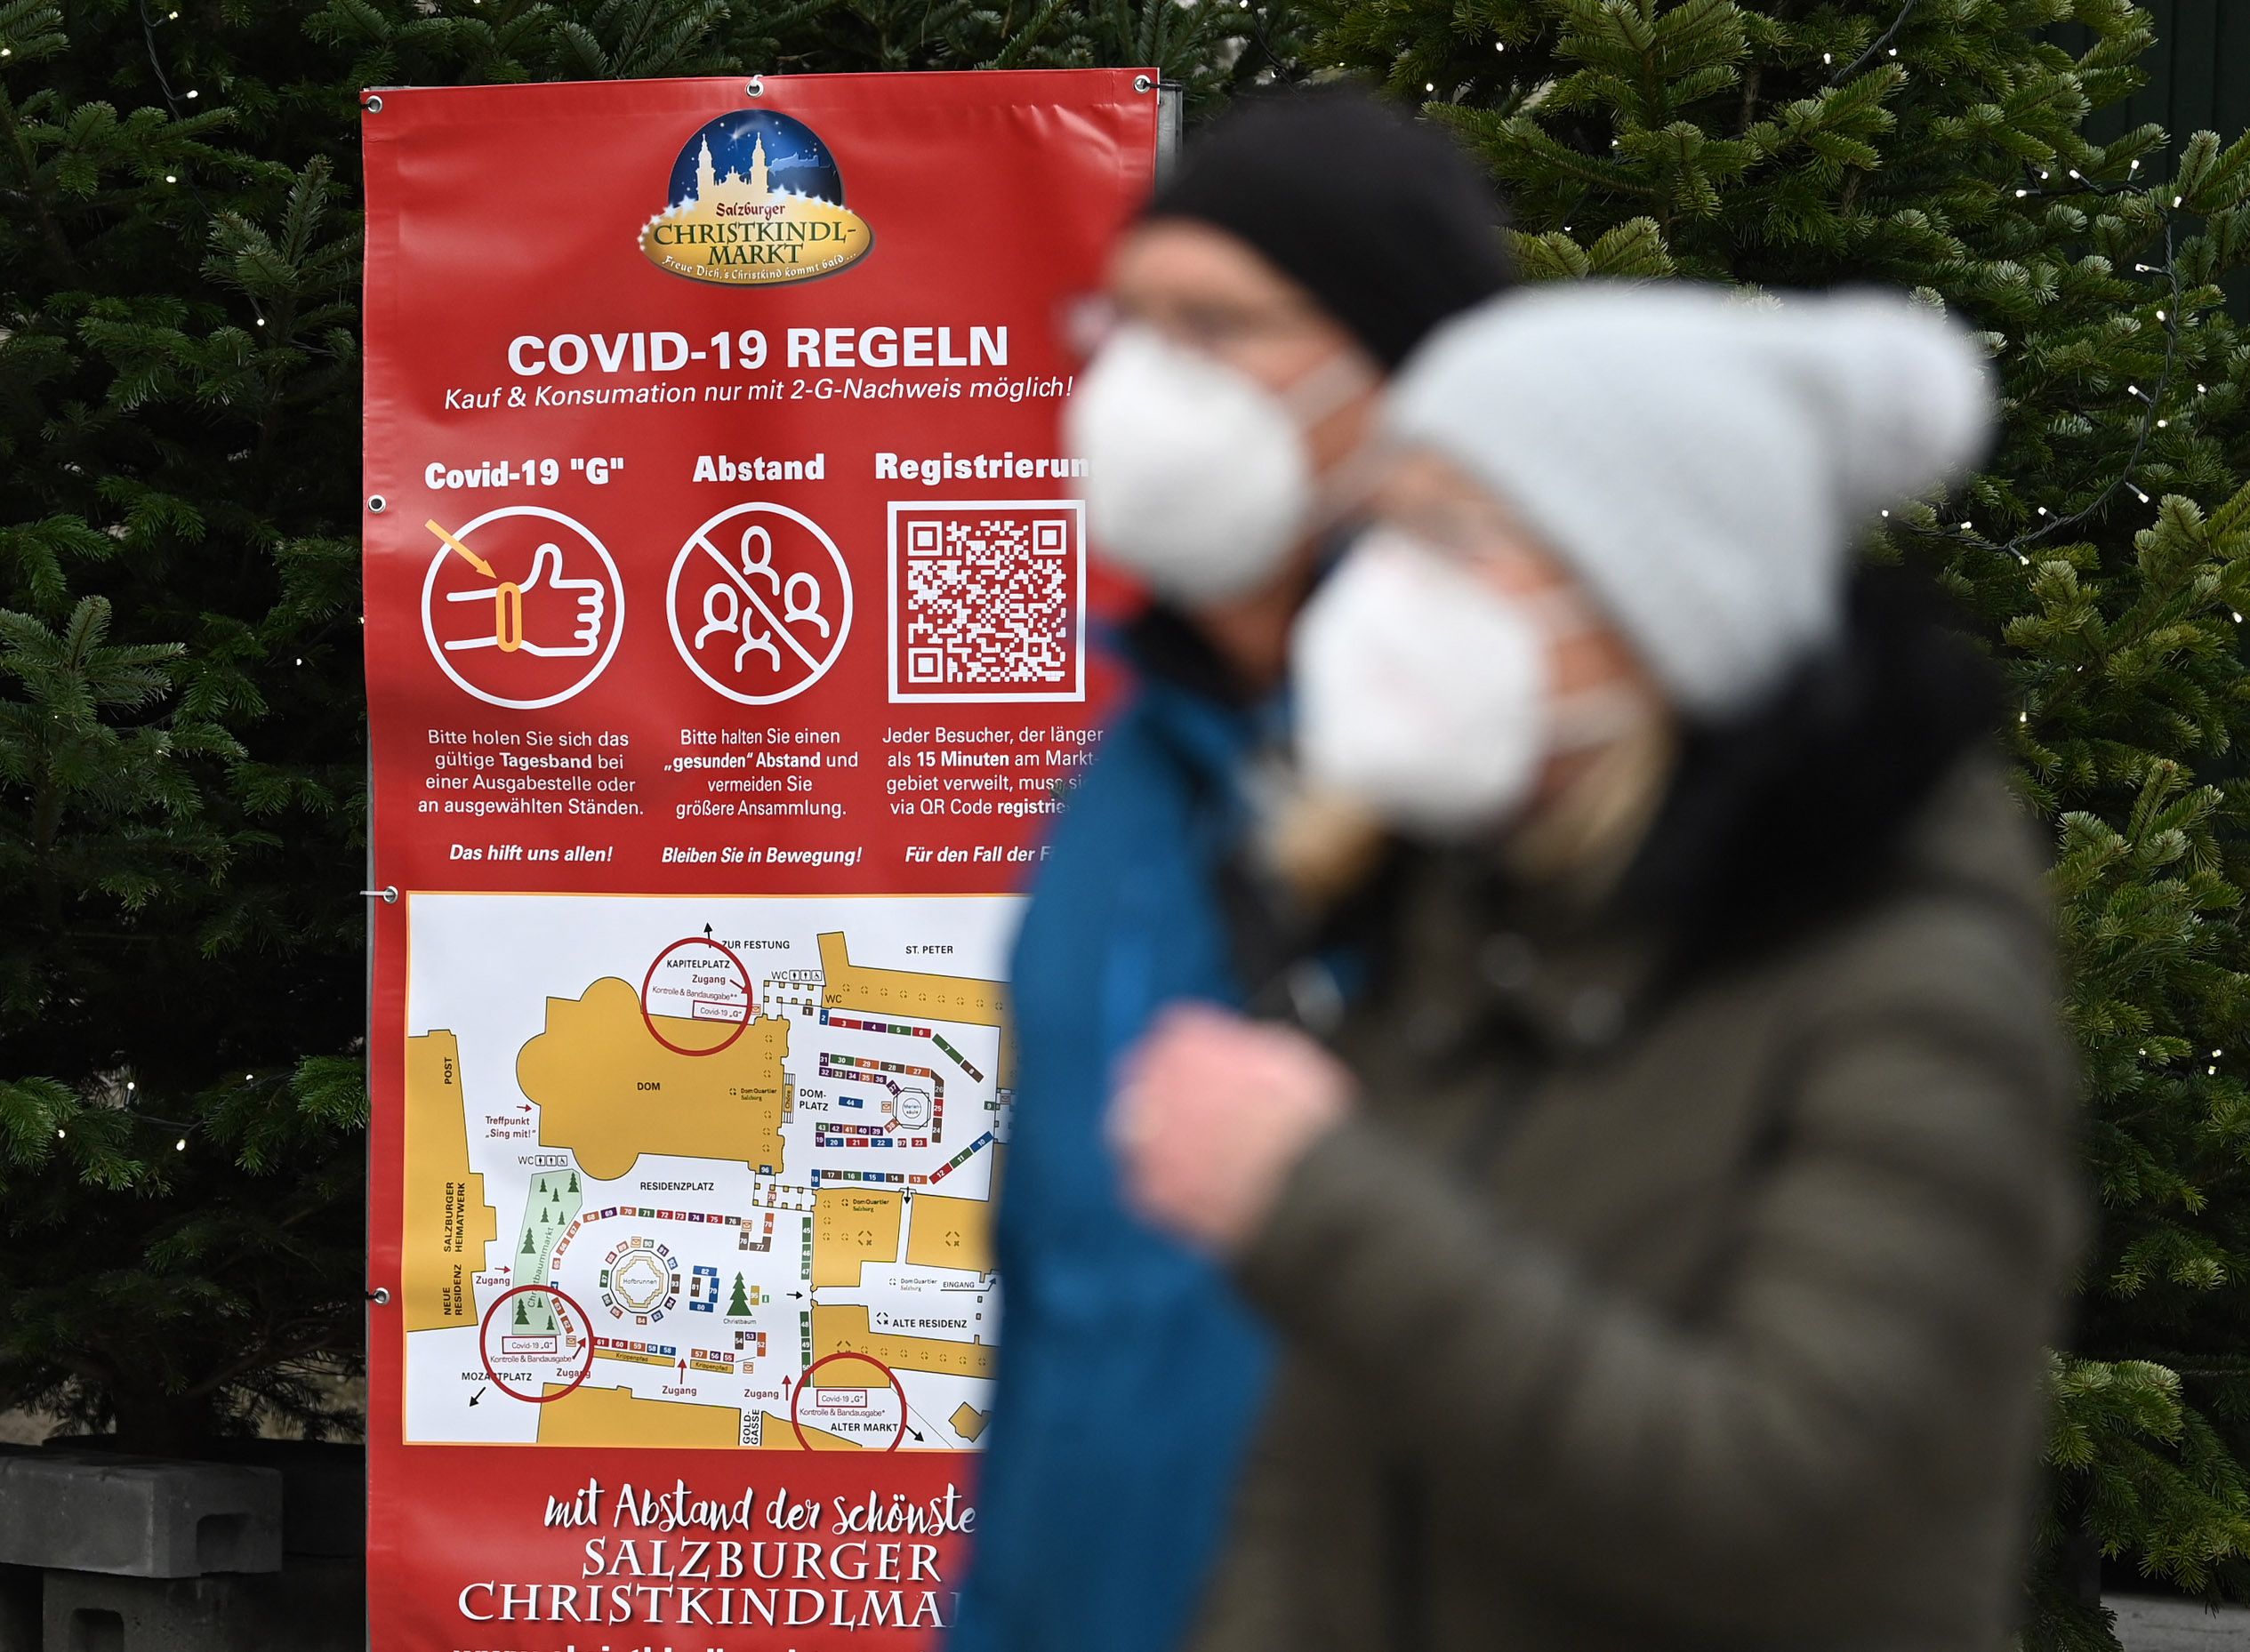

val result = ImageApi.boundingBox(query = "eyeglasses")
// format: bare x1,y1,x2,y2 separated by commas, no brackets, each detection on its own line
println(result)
1057,292,1334,363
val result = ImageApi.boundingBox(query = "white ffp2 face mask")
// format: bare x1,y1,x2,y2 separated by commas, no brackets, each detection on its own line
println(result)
1065,325,1368,604
1291,529,1641,837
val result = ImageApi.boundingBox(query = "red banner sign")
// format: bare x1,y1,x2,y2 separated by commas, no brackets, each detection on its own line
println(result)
362,70,1154,1648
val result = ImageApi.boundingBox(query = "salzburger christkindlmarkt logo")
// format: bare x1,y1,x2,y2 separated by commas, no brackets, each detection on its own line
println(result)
639,109,874,285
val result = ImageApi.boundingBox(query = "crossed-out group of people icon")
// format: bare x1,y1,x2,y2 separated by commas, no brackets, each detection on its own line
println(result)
689,522,833,676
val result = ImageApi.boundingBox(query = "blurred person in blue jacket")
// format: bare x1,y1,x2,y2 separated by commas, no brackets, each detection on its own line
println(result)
948,87,1510,1652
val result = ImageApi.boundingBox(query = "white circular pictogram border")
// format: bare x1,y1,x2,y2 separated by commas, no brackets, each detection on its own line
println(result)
667,501,854,706
419,504,626,710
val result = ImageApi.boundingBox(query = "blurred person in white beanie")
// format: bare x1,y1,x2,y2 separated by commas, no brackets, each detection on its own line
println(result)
1104,283,2085,1652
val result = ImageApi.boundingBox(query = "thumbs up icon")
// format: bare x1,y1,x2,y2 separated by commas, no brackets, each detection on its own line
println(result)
444,541,607,657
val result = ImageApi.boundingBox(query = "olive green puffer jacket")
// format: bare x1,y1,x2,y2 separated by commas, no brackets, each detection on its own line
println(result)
1186,755,2083,1652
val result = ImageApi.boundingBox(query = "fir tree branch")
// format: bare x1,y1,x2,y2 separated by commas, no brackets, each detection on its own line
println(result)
1828,0,1917,88
0,82,79,277
134,0,267,327
2003,221,2182,561
1915,211,2183,572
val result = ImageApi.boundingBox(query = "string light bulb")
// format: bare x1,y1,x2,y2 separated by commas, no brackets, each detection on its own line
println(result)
175,1138,188,1152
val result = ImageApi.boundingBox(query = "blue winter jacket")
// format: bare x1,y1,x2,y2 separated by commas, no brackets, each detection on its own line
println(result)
950,660,1274,1652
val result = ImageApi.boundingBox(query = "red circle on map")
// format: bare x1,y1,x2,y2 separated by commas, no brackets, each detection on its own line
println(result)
639,936,755,1056
478,1284,594,1404
792,1351,909,1452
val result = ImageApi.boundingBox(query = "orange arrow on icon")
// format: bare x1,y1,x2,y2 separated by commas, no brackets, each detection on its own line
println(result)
426,518,495,579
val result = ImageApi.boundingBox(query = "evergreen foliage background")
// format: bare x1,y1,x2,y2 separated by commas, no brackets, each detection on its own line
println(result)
4,0,2248,1643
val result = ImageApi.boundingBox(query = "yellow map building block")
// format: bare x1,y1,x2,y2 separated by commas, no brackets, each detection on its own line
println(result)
812,1305,995,1380
813,1190,902,1287
537,1382,740,1448
758,1412,860,1450
403,1031,497,1334
817,932,1003,1026
904,1192,992,1274
517,977,788,1182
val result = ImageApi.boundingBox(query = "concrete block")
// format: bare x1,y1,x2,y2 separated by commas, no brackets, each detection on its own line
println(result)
2110,1592,2250,1649
0,1449,278,1578
43,1438,362,1559
43,1558,362,1652
184,1441,363,1560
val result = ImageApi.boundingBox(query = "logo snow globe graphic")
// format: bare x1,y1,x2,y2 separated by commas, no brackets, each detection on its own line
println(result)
640,109,874,285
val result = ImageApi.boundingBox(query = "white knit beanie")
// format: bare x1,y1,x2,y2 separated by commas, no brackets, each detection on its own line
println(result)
1382,283,1995,719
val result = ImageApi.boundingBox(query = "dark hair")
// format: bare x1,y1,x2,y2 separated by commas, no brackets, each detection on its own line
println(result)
1627,563,2003,967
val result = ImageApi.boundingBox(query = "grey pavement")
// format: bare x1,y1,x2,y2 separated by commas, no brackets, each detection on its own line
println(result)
2110,1594,2250,1648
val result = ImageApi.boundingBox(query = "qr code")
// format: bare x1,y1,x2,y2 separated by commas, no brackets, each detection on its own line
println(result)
888,501,1086,703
